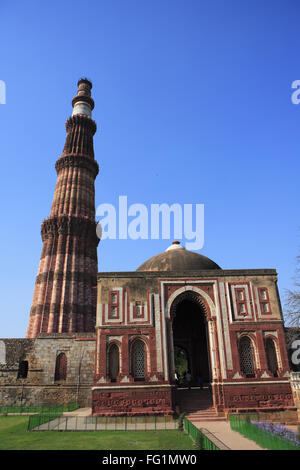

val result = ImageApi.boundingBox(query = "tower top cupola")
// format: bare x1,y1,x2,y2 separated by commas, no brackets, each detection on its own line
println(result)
72,78,95,117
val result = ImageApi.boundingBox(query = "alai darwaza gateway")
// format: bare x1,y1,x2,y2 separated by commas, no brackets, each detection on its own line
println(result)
93,239,294,417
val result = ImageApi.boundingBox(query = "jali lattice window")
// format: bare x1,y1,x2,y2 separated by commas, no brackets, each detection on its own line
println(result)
238,336,255,378
132,339,146,381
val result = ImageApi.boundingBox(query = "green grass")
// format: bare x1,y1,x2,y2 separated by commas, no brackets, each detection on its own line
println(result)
0,416,195,450
0,402,78,414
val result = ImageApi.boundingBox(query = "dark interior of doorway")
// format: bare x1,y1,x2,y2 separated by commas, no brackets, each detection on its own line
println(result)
173,298,210,385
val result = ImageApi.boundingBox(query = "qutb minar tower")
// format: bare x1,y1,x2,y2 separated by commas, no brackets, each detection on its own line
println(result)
26,79,99,338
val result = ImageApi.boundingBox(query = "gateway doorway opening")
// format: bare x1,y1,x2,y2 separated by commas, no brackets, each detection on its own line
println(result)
172,293,211,388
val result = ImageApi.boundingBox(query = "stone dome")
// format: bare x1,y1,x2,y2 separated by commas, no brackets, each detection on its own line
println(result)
136,241,221,272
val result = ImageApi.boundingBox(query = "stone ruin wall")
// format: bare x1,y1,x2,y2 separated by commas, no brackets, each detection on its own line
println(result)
0,334,95,407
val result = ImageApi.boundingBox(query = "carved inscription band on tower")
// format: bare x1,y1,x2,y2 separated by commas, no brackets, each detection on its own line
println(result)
26,79,99,338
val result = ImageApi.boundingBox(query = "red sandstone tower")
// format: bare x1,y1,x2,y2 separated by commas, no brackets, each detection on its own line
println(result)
26,79,99,338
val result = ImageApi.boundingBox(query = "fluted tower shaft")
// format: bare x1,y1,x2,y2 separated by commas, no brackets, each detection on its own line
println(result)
26,79,99,338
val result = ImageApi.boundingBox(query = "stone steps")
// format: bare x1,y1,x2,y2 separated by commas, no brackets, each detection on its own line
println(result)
176,389,226,423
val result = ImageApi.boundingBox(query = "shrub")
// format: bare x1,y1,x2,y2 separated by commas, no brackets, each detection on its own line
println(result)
178,413,186,431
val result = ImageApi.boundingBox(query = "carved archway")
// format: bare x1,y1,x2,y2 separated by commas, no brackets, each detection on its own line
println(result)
170,290,209,320
166,285,216,320
170,290,212,385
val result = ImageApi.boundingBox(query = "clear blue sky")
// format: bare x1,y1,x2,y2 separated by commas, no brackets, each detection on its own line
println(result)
0,0,299,337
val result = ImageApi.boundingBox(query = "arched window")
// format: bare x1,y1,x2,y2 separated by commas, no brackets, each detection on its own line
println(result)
54,352,67,381
132,339,146,381
108,343,119,382
17,360,28,379
265,338,279,377
238,336,255,378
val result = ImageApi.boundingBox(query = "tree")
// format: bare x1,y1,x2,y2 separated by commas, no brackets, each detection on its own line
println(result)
174,346,188,382
285,253,300,328
284,251,300,364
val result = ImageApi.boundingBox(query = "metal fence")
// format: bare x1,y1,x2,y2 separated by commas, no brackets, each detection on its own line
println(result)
229,415,300,450
28,414,178,432
183,417,229,450
0,402,78,415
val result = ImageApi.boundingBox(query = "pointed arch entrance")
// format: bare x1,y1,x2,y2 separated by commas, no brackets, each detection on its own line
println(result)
170,291,211,386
